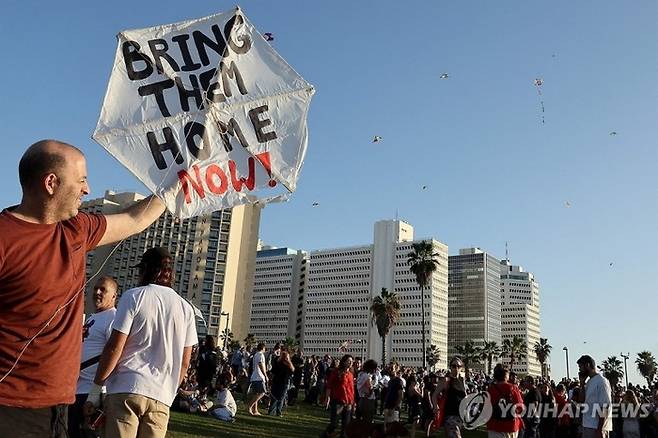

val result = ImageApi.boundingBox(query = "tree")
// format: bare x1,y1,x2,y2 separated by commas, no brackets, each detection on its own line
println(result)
454,341,482,377
228,340,241,351
533,338,553,379
370,287,401,366
243,333,257,351
502,336,527,371
480,341,502,376
407,241,441,369
426,345,441,370
636,351,658,387
283,336,299,351
600,356,624,388
219,328,233,349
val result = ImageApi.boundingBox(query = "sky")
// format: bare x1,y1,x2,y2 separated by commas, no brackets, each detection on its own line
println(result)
1,0,656,384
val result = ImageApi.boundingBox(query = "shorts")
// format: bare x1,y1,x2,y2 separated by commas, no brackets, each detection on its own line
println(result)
384,408,400,423
248,381,266,395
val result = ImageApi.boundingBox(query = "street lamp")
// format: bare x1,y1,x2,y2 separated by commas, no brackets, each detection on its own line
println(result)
620,352,630,388
221,312,230,351
563,347,570,380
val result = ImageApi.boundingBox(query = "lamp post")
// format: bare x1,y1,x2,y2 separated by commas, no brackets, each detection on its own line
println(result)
620,352,630,388
221,312,230,351
563,347,570,380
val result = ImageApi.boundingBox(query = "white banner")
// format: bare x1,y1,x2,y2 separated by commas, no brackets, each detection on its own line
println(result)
93,7,314,218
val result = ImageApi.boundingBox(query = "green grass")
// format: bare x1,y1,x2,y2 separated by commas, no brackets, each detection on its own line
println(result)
166,400,488,438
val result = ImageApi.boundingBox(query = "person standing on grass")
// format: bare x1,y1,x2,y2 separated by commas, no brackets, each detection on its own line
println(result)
248,343,268,416
577,355,613,438
90,247,198,438
486,364,524,438
324,354,355,438
269,350,295,416
356,359,378,424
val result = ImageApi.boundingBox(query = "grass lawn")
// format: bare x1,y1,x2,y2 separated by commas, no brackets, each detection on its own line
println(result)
167,400,488,438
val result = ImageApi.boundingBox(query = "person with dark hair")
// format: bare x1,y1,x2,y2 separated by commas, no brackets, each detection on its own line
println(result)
210,376,236,423
89,247,197,438
357,359,379,424
0,140,166,437
196,336,219,397
539,382,557,438
430,357,467,437
269,350,295,416
248,343,268,416
69,276,119,438
324,354,355,438
486,364,524,438
521,375,542,438
577,355,612,438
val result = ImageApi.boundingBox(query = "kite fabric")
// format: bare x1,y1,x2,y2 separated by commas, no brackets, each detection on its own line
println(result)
93,7,315,218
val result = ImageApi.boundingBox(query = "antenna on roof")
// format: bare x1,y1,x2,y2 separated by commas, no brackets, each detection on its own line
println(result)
505,241,509,262
395,208,399,221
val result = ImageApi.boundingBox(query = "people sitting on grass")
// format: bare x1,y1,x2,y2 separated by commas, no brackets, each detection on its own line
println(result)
210,376,237,423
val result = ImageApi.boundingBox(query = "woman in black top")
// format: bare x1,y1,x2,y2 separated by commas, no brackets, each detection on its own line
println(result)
268,351,295,416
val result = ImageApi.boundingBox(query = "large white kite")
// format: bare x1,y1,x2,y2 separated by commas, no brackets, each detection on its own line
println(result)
93,7,314,218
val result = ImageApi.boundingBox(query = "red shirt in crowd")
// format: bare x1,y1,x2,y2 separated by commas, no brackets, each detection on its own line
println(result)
0,210,106,407
327,369,355,405
486,381,525,433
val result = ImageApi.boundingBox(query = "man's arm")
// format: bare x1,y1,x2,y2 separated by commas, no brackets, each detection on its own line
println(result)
97,195,166,246
94,330,129,385
179,346,193,387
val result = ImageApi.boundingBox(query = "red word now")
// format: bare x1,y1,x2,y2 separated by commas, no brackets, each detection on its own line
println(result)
177,152,276,204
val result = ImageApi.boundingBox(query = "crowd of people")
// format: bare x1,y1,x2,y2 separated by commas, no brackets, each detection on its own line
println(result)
169,339,658,438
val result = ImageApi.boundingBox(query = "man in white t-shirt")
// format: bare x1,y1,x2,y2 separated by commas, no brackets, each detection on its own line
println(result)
248,343,268,416
90,247,197,438
577,355,613,438
68,276,118,438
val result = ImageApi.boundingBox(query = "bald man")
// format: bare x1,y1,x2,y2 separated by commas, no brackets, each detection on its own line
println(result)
0,140,166,437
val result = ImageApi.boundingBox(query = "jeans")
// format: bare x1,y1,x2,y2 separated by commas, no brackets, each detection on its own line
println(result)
326,400,352,438
0,404,68,438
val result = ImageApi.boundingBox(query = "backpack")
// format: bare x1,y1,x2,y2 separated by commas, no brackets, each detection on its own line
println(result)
490,384,517,421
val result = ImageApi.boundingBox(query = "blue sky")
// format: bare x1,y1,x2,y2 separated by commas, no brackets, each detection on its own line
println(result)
1,0,656,383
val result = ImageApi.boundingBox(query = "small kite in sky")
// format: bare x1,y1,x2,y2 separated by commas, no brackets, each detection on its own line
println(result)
609,262,614,267
372,135,382,143
534,78,546,125
565,201,571,208
312,202,319,207
263,32,274,41
440,73,449,79
422,185,427,190
609,131,618,136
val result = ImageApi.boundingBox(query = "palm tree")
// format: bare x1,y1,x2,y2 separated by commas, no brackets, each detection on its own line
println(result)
370,287,401,366
407,241,441,369
533,338,553,379
600,356,624,388
502,336,527,371
283,336,300,351
636,351,658,387
219,328,233,348
243,333,257,351
480,341,502,376
454,341,482,377
426,345,441,371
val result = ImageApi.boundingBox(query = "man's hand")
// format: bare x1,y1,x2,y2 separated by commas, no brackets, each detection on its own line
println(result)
86,383,103,408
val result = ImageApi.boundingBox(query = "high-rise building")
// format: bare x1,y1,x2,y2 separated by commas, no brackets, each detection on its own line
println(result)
500,259,542,376
448,248,502,363
82,190,261,341
302,220,449,369
249,248,307,346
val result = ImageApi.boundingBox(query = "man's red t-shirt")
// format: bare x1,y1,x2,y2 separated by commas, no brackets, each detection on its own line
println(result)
486,381,525,433
0,210,106,407
327,370,355,405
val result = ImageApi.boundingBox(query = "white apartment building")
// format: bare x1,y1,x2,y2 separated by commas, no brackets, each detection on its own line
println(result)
500,260,542,376
249,248,307,347
302,220,449,369
82,191,261,341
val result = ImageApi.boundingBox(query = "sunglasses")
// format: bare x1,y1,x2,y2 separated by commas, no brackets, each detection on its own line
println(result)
450,364,462,368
